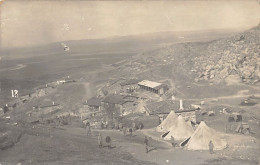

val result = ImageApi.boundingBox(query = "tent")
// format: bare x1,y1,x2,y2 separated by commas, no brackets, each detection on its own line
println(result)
156,110,178,132
181,121,227,150
164,115,194,140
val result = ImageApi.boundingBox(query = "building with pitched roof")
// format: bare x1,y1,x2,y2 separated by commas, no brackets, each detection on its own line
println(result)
138,80,168,95
86,97,103,110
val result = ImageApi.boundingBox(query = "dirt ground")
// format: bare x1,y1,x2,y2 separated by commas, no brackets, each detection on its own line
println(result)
1,63,260,165
1,116,259,165
0,120,154,165
1,27,260,165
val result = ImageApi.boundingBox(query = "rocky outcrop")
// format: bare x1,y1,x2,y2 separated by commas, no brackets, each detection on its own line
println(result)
193,25,260,84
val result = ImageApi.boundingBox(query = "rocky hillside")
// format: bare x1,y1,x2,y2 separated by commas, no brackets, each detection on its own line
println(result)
193,24,260,84
115,24,260,87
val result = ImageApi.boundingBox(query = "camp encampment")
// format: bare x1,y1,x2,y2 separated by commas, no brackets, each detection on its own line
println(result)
181,121,227,150
164,115,194,140
156,110,178,132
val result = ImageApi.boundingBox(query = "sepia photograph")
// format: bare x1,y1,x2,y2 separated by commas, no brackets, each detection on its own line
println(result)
0,0,260,164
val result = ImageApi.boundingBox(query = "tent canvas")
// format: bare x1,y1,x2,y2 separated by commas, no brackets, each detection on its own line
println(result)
181,121,227,150
164,115,194,140
156,110,178,132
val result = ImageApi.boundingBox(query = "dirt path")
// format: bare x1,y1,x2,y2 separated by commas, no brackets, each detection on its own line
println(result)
83,82,94,99
1,118,259,165
0,122,154,165
83,129,228,165
184,91,260,103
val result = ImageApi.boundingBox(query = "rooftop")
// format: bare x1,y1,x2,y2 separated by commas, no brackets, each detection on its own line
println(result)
145,100,199,115
138,80,162,88
87,97,102,107
102,94,126,105
146,100,174,115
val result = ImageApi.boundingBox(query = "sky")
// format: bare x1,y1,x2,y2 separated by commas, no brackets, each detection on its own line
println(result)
0,0,259,48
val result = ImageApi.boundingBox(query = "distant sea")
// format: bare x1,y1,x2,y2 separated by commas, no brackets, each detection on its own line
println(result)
0,52,133,105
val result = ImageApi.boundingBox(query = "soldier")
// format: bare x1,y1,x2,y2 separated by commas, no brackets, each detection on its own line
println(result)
208,140,214,154
144,136,149,153
98,133,102,148
86,122,91,137
129,128,133,137
101,122,104,129
106,136,111,149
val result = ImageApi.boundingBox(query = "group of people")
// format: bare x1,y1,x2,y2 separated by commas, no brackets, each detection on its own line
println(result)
122,127,134,136
88,121,215,155
100,121,109,129
97,133,215,155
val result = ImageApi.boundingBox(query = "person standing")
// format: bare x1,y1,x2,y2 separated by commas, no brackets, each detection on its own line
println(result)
86,122,91,137
101,122,104,129
144,136,149,153
208,140,214,154
123,127,127,136
106,136,111,149
129,128,133,137
98,133,102,148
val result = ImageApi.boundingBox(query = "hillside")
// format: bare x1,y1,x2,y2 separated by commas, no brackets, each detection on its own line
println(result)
116,24,260,86
1,25,260,165
193,24,260,84
0,29,237,60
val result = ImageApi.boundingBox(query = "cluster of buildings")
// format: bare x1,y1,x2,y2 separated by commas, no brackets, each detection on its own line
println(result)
85,79,200,126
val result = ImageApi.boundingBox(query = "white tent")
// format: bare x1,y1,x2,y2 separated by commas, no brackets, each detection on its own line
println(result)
164,115,194,140
157,110,178,132
181,121,227,150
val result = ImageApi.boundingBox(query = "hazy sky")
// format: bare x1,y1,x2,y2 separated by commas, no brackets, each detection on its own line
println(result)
0,0,259,48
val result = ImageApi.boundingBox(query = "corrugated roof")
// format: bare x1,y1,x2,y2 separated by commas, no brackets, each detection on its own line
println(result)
146,101,174,115
145,100,198,115
87,97,102,106
138,80,162,88
102,94,126,105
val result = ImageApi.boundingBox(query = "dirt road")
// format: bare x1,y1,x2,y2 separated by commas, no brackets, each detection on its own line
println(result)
0,121,154,165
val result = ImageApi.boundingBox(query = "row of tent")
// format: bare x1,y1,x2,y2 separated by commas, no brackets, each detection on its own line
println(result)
157,110,227,150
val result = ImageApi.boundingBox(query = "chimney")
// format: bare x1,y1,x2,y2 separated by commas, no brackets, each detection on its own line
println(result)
179,99,184,110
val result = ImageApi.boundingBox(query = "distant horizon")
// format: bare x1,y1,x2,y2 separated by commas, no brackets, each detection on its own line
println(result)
1,0,259,48
0,27,247,50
